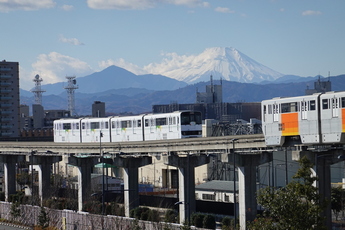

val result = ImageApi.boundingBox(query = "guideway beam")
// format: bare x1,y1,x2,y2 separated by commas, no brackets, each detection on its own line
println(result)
163,153,210,225
221,151,272,230
0,155,25,201
113,156,152,217
28,155,62,204
292,149,345,230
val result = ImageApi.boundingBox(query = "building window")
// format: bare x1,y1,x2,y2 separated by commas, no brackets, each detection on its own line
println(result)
202,193,215,201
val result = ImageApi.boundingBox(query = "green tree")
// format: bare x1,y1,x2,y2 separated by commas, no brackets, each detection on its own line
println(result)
248,156,327,230
38,206,50,229
331,186,345,221
10,201,21,221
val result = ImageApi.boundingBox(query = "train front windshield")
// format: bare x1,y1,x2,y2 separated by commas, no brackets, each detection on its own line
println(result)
181,112,202,125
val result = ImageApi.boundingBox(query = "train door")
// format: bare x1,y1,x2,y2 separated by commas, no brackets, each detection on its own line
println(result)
301,100,308,120
168,116,172,132
273,103,279,122
332,97,339,118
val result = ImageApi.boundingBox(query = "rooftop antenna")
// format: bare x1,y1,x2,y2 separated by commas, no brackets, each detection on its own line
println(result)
64,76,78,116
31,74,45,105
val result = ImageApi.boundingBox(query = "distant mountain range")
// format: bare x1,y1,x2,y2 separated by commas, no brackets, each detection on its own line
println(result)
36,65,188,95
20,75,345,116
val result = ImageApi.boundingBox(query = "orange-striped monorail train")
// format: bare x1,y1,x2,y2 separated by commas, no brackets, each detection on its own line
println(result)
261,91,345,146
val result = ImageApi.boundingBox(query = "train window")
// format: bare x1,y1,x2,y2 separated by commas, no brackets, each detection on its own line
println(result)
181,112,202,125
192,112,202,124
105,122,108,129
291,102,298,112
138,120,141,127
145,119,149,127
111,121,115,128
322,99,329,109
268,105,272,114
91,122,100,129
281,102,298,113
156,118,167,126
332,98,339,109
181,114,190,125
342,97,345,108
281,103,290,113
310,100,316,110
82,123,85,129
121,121,128,128
63,123,71,130
263,105,267,115
75,123,79,130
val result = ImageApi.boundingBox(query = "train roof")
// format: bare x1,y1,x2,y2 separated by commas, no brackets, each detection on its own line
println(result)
53,110,201,123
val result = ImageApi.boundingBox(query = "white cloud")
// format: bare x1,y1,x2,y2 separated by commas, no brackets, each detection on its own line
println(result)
98,59,147,75
59,35,85,46
302,10,322,16
87,0,209,10
215,7,234,13
167,0,209,7
87,0,155,10
61,4,73,11
0,0,56,12
30,52,93,85
143,52,197,74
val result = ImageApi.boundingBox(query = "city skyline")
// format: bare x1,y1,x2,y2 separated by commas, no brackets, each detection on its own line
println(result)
1,0,344,90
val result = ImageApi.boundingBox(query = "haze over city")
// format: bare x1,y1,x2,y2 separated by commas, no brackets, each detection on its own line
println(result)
1,0,344,90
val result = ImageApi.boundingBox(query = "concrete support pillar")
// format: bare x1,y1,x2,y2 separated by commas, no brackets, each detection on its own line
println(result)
68,156,98,212
163,153,210,225
316,156,331,229
0,155,25,201
113,156,152,217
292,149,344,230
222,152,272,230
29,155,62,205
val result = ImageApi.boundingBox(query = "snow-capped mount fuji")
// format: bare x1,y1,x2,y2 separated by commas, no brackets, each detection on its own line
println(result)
146,47,284,84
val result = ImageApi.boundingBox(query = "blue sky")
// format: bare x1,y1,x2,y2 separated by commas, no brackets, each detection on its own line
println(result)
1,0,344,90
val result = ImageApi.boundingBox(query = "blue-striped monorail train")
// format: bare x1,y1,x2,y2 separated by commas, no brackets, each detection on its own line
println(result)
54,111,202,143
262,91,345,146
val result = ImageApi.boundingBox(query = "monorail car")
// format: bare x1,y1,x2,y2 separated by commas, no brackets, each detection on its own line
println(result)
262,91,345,146
54,111,202,143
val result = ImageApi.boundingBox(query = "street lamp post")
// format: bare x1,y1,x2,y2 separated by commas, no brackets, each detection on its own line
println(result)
100,131,105,215
31,150,35,206
231,138,238,229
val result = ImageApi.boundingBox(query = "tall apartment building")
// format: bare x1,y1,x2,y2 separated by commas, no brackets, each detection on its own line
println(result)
0,60,20,137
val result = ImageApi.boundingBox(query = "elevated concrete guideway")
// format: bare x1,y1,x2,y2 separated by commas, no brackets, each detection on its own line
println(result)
0,134,342,229
0,134,267,154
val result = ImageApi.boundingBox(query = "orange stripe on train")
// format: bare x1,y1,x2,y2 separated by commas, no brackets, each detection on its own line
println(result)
281,113,299,136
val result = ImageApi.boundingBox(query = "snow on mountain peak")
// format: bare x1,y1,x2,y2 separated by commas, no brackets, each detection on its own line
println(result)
144,47,283,84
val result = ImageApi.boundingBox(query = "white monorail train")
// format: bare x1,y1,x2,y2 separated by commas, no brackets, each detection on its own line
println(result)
262,91,345,146
54,111,202,143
